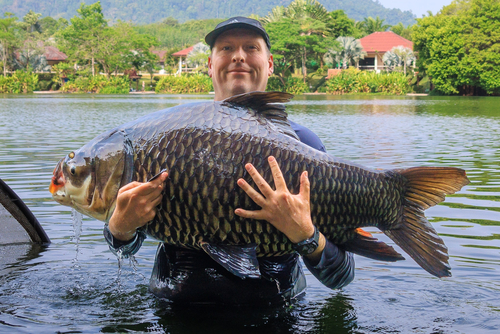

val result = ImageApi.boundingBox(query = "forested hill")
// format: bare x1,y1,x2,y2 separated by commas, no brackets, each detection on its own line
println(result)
0,0,416,26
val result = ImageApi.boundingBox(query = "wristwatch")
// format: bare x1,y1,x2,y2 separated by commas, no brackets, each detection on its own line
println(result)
292,226,320,256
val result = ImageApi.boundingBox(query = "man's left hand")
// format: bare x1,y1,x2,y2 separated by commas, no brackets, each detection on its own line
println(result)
235,156,315,244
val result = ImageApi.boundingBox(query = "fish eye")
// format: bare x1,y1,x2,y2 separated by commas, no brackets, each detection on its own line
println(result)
70,166,76,175
69,152,75,159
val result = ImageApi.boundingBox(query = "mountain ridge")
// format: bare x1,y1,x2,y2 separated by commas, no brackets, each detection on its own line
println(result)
0,0,416,26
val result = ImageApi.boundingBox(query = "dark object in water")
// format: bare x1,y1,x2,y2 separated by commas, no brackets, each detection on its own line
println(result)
0,178,50,244
49,91,469,279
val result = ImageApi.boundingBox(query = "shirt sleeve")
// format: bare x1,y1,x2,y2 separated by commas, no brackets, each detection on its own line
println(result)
103,225,146,258
290,119,355,289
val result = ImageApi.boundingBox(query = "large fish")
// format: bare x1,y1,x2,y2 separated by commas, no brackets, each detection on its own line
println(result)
49,92,469,279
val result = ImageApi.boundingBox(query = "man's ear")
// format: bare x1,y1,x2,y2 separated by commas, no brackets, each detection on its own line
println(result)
268,54,274,76
208,56,213,78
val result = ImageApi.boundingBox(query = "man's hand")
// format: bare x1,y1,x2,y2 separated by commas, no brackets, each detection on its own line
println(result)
235,156,325,262
108,172,168,242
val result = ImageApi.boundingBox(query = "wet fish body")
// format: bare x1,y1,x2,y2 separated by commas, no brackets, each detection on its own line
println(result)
50,92,469,278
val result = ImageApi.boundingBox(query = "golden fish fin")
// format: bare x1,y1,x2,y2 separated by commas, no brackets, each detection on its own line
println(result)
222,91,299,140
342,228,405,262
199,241,261,279
384,167,470,278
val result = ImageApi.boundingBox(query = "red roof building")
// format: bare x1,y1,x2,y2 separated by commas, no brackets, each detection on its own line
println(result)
358,31,414,72
171,46,195,75
151,50,168,66
171,46,194,57
44,46,68,65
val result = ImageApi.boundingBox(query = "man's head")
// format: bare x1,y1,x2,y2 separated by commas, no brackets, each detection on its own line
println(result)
205,17,273,101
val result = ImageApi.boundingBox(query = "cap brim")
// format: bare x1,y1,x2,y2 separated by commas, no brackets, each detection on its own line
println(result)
205,23,270,49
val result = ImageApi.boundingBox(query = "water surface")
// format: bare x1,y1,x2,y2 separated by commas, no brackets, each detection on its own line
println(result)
0,93,498,333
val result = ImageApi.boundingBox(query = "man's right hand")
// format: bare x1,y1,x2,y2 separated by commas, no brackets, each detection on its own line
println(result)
108,172,168,242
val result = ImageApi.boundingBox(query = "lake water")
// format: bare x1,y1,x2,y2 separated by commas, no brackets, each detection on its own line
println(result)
0,93,499,333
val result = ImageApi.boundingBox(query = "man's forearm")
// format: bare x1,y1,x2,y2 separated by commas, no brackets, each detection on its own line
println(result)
303,240,355,289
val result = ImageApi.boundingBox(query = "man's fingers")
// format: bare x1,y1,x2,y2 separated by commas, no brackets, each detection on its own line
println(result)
245,163,273,197
268,156,286,190
237,178,266,207
118,181,142,193
300,171,310,202
234,208,266,220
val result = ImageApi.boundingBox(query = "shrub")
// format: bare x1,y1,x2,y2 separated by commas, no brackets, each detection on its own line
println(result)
61,75,130,94
267,76,309,95
0,70,38,93
155,74,213,93
326,69,411,95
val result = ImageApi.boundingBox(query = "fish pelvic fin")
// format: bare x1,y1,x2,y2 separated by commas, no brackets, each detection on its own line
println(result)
223,91,299,140
199,241,261,279
342,228,405,262
385,167,470,278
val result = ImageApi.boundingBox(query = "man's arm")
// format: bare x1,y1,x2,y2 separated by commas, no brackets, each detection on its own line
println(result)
104,172,168,256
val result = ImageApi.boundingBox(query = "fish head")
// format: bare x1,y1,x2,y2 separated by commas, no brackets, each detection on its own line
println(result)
50,130,132,222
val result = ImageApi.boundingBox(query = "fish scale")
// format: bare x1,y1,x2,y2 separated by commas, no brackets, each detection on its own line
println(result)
50,91,469,278
127,106,401,256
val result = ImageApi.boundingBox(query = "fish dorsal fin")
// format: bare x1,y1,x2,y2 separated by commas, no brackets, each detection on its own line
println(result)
223,91,299,140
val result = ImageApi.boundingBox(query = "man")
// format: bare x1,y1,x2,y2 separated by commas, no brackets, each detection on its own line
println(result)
104,17,354,305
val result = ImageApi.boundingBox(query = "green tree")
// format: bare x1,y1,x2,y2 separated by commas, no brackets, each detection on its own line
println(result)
325,10,356,39
14,10,45,70
358,16,391,35
413,0,500,95
0,12,17,76
58,2,108,76
390,22,413,40
263,0,334,82
39,16,69,37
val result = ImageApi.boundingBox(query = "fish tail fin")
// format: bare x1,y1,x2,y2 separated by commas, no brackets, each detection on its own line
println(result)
385,167,469,278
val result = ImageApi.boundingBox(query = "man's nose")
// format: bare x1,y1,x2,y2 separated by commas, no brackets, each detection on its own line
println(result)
232,48,245,63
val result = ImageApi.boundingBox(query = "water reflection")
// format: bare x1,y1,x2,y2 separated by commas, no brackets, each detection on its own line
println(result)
0,94,499,333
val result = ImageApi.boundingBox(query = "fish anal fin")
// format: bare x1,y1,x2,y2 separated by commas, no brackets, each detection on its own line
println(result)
342,229,405,262
199,241,261,279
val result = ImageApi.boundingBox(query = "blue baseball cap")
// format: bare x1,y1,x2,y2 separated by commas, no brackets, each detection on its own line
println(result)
205,16,271,50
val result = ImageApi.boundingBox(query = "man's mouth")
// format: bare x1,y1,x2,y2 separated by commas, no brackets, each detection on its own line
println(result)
228,68,251,74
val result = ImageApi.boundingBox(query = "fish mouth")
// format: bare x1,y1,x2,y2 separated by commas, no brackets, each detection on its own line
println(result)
49,158,66,196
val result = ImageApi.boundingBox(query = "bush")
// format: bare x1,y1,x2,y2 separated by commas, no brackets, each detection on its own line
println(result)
0,70,38,93
61,75,130,94
37,80,53,91
326,68,411,95
155,74,213,93
267,76,309,95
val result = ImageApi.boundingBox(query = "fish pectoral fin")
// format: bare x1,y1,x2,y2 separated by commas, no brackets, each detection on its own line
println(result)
199,242,261,279
342,228,405,262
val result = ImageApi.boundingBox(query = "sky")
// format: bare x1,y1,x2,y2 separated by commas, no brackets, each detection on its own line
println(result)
376,0,454,17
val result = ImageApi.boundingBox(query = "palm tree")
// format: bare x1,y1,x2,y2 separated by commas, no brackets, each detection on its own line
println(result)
382,46,415,74
261,0,329,24
324,36,366,69
359,16,391,35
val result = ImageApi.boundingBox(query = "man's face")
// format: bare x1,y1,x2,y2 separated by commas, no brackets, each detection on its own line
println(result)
208,28,273,101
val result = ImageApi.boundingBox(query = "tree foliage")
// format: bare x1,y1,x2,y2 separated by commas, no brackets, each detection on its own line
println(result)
0,12,17,75
413,0,500,95
58,2,157,77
